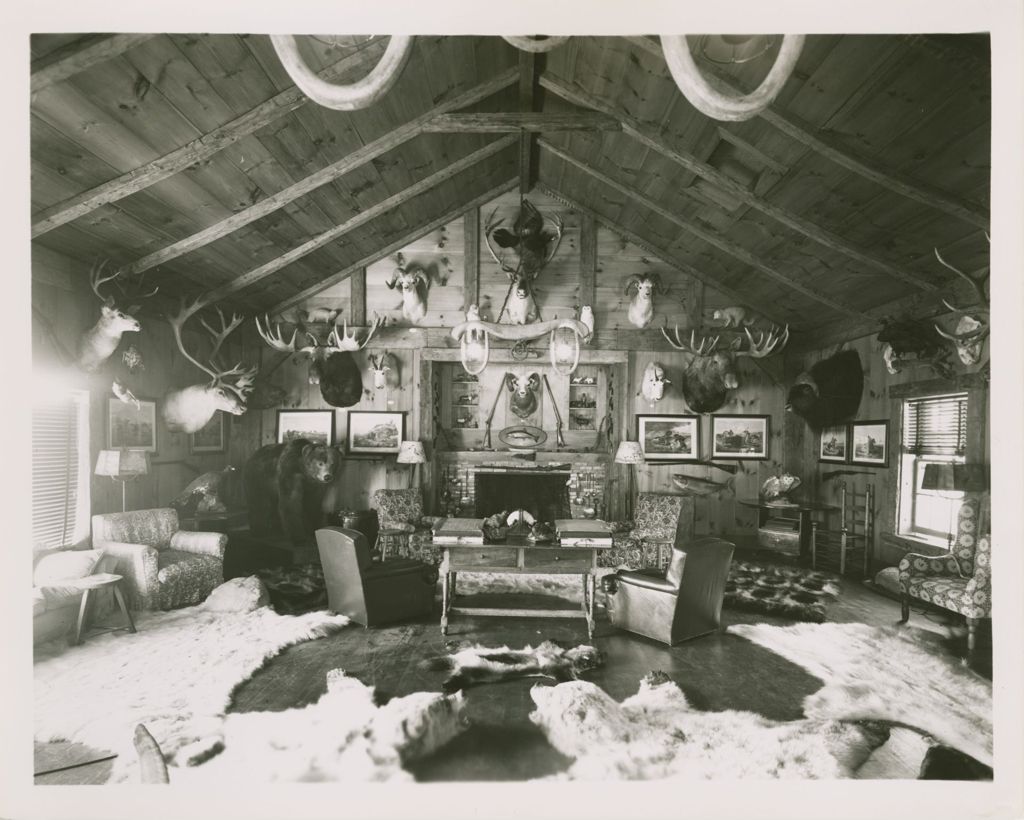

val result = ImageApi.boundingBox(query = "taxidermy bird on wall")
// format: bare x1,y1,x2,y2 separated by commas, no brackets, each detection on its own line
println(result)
786,349,864,431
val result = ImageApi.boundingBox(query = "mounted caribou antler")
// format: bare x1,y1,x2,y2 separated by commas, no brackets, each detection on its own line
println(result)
933,246,990,366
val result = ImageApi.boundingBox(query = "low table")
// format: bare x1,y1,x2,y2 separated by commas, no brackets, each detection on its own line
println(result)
435,537,611,639
72,573,136,646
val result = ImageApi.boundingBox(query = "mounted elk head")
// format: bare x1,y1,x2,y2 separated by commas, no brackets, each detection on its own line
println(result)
367,351,399,390
385,254,431,324
933,248,990,367
641,362,671,403
624,274,666,329
662,324,789,414
256,314,385,408
76,261,158,372
505,372,541,419
163,300,257,434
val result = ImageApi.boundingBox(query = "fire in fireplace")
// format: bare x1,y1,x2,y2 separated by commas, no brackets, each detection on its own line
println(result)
474,469,571,523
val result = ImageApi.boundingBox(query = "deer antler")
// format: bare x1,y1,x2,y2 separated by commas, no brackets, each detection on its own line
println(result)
734,324,790,358
661,325,720,356
934,247,989,308
483,207,516,276
114,271,159,308
330,314,386,351
89,260,121,305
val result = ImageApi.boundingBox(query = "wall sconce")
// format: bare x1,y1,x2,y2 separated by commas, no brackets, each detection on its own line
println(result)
451,315,592,376
459,327,489,376
550,325,581,376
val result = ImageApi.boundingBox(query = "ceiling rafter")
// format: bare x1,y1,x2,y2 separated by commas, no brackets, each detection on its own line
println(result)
31,34,158,94
518,50,539,195
540,74,941,294
202,135,518,307
538,138,871,321
116,68,519,278
421,112,620,132
623,35,989,230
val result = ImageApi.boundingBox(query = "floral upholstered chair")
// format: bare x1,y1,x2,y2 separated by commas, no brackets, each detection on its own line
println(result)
91,508,226,610
898,495,991,654
372,489,438,563
602,493,694,570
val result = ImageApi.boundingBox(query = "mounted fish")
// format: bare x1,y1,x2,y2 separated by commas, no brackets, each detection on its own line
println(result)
640,361,671,403
786,349,864,431
876,316,952,378
76,261,158,372
624,274,666,329
671,474,736,496
932,247,990,367
385,253,436,324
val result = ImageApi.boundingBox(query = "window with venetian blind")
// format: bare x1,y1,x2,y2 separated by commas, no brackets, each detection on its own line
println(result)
32,390,90,549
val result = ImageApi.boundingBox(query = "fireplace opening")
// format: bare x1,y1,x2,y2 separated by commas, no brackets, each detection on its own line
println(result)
474,471,571,523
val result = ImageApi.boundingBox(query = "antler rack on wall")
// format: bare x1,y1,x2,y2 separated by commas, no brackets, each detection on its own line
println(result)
450,318,592,376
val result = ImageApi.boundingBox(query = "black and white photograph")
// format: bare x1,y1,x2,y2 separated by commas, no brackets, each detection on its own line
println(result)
107,397,157,453
276,409,335,446
850,419,889,468
637,414,700,461
188,412,226,454
819,424,849,463
711,415,770,460
347,410,405,455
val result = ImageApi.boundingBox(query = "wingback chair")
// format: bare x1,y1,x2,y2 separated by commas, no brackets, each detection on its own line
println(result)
603,536,735,645
898,495,991,653
603,493,695,570
315,527,437,627
91,508,226,610
372,488,426,560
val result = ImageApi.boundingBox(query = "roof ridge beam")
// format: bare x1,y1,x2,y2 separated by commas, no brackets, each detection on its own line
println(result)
31,34,158,94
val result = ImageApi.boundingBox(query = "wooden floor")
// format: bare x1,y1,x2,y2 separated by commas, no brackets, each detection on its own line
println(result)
34,556,991,785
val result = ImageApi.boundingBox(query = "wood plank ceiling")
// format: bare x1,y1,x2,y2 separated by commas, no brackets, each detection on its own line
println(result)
30,33,991,347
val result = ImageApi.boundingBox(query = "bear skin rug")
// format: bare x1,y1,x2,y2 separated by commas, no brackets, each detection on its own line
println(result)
724,560,841,622
33,577,350,782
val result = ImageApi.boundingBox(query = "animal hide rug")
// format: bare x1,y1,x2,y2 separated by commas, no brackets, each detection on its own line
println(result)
725,560,841,622
421,641,605,692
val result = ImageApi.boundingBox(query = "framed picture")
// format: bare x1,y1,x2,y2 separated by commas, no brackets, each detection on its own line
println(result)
711,415,770,460
636,414,701,462
107,398,158,453
276,410,336,447
818,424,849,464
189,412,227,454
347,411,405,455
850,420,889,468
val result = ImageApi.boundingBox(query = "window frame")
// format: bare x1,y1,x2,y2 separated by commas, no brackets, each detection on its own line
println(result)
32,387,91,549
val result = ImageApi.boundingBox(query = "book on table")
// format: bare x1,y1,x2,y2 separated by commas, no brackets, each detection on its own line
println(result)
554,519,613,547
433,518,485,544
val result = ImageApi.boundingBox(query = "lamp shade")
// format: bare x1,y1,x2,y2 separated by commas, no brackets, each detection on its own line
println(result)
614,441,645,465
921,463,986,493
95,449,150,478
396,441,426,464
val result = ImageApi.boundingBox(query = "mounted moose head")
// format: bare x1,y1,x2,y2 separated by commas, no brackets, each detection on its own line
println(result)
624,274,666,329
163,300,258,434
255,314,385,407
76,261,158,372
641,362,671,403
932,247,990,367
385,253,431,324
662,325,789,414
367,351,399,390
505,372,541,419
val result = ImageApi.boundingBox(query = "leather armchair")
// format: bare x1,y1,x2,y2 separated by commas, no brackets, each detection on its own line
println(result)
603,536,735,645
91,508,226,610
316,527,437,627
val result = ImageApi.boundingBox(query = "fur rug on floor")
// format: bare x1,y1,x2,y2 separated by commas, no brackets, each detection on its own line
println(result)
256,563,328,614
421,641,605,692
729,621,993,768
529,671,892,779
34,582,350,782
724,560,841,622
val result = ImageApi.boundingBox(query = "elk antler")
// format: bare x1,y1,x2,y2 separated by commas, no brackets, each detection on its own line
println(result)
329,314,386,351
734,325,790,358
89,260,121,306
934,247,989,308
661,325,721,356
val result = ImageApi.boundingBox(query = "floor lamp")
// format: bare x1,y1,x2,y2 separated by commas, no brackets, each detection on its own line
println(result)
95,449,150,512
615,441,645,521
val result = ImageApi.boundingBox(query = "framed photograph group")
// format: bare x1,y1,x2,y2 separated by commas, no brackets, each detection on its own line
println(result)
817,420,889,467
636,414,700,462
276,410,336,447
710,415,770,460
107,398,158,453
818,424,849,464
347,411,405,456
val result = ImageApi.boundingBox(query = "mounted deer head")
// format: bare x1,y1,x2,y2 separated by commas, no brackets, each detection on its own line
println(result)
933,247,990,366
367,350,399,390
505,372,541,419
624,273,666,329
256,314,384,407
162,298,257,433
384,253,431,324
76,260,158,372
662,324,789,413
641,361,671,403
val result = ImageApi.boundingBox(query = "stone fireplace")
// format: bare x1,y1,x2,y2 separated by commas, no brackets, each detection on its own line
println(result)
474,468,571,521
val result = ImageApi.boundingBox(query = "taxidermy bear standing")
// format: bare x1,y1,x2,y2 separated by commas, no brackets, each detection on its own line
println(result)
243,439,342,547
786,349,864,430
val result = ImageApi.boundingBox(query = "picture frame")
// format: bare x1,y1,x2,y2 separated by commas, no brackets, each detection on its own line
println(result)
189,412,227,454
107,398,158,453
347,411,405,456
276,410,336,447
711,414,770,460
636,414,701,462
818,424,849,464
850,419,889,468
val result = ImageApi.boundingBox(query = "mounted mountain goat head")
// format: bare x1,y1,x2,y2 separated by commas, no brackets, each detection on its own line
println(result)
367,351,399,390
932,247,990,367
641,361,671,403
662,324,789,414
385,253,431,324
624,274,666,329
256,314,385,407
505,372,541,420
76,261,158,372
162,299,257,433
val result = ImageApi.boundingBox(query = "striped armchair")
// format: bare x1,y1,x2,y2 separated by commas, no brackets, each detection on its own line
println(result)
898,496,991,654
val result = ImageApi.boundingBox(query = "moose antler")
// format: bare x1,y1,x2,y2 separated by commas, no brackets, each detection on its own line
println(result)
254,315,301,353
734,325,790,358
661,325,721,356
329,314,386,351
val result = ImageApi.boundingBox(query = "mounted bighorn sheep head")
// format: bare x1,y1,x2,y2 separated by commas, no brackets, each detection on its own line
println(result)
932,247,990,367
367,351,399,390
76,261,158,372
385,253,432,324
624,274,667,329
662,324,789,414
505,372,541,420
256,314,385,407
641,361,671,403
163,299,257,434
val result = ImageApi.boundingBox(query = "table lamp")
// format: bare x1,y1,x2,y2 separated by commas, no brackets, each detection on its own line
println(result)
614,441,645,520
921,463,987,548
95,449,150,512
397,440,426,487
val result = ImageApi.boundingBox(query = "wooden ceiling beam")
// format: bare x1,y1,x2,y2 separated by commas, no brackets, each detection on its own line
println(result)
273,178,518,314
422,112,621,132
113,68,519,278
538,138,870,321
623,35,989,230
31,34,158,94
204,135,517,306
519,51,539,195
541,74,941,293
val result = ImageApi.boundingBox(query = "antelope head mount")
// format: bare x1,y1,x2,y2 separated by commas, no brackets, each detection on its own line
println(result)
933,247,990,367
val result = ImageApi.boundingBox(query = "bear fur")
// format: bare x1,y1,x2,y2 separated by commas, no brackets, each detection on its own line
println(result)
243,439,342,548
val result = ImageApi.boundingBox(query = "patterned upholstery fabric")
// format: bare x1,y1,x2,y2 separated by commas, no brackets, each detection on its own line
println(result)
600,494,686,569
372,489,426,560
91,508,179,550
898,497,991,620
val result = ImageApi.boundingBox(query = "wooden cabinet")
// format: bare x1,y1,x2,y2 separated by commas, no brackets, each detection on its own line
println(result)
568,366,603,432
739,501,837,560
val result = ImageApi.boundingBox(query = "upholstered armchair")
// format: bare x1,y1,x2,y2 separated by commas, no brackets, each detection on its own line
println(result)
603,536,735,645
898,496,991,653
372,488,438,563
316,527,437,627
603,493,694,570
91,508,226,610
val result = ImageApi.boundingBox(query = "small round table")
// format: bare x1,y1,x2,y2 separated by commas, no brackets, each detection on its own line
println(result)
72,573,137,646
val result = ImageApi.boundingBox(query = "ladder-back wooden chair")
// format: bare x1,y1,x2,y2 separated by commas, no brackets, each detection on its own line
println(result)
811,482,874,578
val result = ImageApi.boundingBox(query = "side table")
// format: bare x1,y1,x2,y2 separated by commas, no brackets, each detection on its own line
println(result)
72,573,136,646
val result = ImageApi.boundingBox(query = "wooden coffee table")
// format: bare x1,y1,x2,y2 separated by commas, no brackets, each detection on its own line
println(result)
72,573,136,646
435,537,611,639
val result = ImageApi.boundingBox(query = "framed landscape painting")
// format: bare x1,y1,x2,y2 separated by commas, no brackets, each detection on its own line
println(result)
711,415,770,460
819,424,849,464
347,411,405,456
107,398,157,453
276,410,336,447
189,412,226,454
636,414,700,462
850,420,889,467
